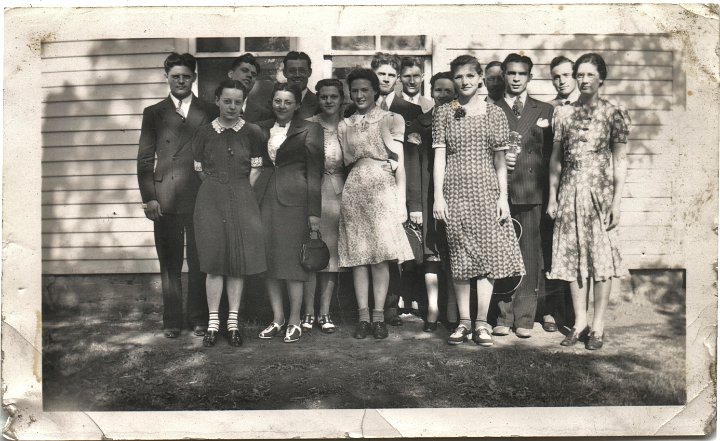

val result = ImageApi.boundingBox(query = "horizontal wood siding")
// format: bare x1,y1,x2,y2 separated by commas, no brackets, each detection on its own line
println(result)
41,39,179,274
434,33,681,268
42,35,683,274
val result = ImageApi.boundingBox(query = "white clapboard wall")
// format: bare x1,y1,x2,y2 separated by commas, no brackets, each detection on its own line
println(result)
42,35,683,274
432,34,683,270
41,38,186,274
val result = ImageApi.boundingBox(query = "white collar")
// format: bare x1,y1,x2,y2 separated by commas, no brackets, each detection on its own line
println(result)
377,92,395,108
301,88,308,101
504,91,528,107
170,94,192,107
212,118,245,133
555,88,580,104
402,92,419,104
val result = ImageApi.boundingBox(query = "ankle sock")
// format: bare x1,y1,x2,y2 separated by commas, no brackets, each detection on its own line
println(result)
358,307,370,323
459,318,472,329
227,312,238,332
208,312,220,332
372,309,384,323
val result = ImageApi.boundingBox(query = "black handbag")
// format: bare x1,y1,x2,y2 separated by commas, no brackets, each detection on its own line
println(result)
403,221,424,264
300,230,330,272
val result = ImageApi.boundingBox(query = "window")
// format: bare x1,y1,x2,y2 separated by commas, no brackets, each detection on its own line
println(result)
325,35,432,97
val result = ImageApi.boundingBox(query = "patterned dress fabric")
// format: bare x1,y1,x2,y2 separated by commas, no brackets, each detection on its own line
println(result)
548,98,631,282
192,118,267,277
306,115,348,272
337,107,414,267
432,102,525,280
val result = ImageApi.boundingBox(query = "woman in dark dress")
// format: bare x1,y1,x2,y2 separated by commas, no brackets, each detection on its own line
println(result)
406,71,458,331
255,83,324,343
192,80,267,347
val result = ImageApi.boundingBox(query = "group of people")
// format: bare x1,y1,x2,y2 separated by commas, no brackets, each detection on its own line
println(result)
137,48,629,351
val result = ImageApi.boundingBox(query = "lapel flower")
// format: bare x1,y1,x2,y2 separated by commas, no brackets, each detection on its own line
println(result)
451,100,466,120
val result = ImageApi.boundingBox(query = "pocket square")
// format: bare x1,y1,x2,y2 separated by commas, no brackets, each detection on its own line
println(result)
536,118,550,128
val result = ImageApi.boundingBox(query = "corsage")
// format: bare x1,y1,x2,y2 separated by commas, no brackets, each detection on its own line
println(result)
451,100,466,120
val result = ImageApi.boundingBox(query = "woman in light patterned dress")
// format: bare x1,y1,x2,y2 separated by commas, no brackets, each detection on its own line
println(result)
432,55,525,347
338,68,414,340
301,79,348,335
547,53,630,350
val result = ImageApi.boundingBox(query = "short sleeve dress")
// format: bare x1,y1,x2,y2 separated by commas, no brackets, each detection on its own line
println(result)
432,102,525,281
306,115,348,273
337,107,414,267
548,98,631,282
192,118,266,277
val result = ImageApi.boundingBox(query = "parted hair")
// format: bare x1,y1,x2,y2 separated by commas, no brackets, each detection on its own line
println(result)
573,53,608,82
315,78,345,99
230,53,261,73
214,80,248,100
502,53,534,73
550,55,574,71
272,82,303,104
400,56,424,73
371,52,401,73
430,71,453,88
449,55,483,76
164,52,196,73
282,51,312,70
347,68,381,101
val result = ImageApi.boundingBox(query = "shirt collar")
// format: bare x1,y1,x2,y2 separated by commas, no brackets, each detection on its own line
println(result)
555,88,580,105
301,88,308,101
504,90,528,107
377,92,395,108
170,94,192,108
402,92,419,104
212,118,245,133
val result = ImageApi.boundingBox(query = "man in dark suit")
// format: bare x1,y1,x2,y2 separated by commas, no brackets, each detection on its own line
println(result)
483,60,504,105
491,53,554,339
228,53,273,123
282,51,318,119
370,52,424,325
137,52,216,338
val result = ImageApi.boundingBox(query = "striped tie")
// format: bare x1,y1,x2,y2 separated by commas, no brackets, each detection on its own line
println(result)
176,100,185,120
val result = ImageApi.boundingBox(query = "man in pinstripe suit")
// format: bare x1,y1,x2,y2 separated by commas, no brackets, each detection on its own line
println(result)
491,53,555,338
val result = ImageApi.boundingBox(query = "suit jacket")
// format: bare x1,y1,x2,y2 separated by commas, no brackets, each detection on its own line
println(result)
399,93,434,113
137,95,217,214
297,90,320,120
389,96,424,214
243,93,273,123
254,117,324,217
496,96,554,205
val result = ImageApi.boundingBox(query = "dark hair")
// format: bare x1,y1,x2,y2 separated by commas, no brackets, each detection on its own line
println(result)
230,53,260,73
449,55,483,76
501,53,534,74
400,56,424,73
346,68,380,101
164,52,196,74
271,82,303,104
485,60,503,72
550,55,574,72
214,80,248,100
315,78,345,99
370,52,400,73
282,51,312,70
573,53,608,82
430,71,453,88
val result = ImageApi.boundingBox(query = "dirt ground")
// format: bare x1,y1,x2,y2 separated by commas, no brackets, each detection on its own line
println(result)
42,285,685,411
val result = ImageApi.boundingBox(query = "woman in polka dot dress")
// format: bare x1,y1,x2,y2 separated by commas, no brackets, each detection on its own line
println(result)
432,55,525,347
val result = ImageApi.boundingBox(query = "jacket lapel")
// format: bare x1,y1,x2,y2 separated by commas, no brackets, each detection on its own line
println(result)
496,99,519,131
516,97,541,135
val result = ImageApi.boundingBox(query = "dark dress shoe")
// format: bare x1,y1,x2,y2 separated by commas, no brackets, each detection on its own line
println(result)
203,330,218,347
585,331,604,350
353,321,371,339
560,326,589,347
227,330,243,347
164,329,180,339
386,315,403,326
542,321,558,333
193,325,208,336
372,322,389,339
423,322,438,332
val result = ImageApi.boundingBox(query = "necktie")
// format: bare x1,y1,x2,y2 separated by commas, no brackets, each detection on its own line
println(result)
176,100,185,120
512,96,523,117
380,98,388,111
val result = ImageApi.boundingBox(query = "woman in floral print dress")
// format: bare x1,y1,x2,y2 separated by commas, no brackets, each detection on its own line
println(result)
432,55,525,347
547,53,630,350
338,68,414,341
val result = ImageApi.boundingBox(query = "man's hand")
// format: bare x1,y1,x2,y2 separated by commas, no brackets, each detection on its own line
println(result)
144,200,162,221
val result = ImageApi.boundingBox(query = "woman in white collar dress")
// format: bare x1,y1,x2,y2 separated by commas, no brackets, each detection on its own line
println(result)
192,80,267,348
338,68,414,340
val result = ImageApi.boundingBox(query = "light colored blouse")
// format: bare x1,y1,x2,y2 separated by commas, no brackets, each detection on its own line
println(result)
267,121,291,164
